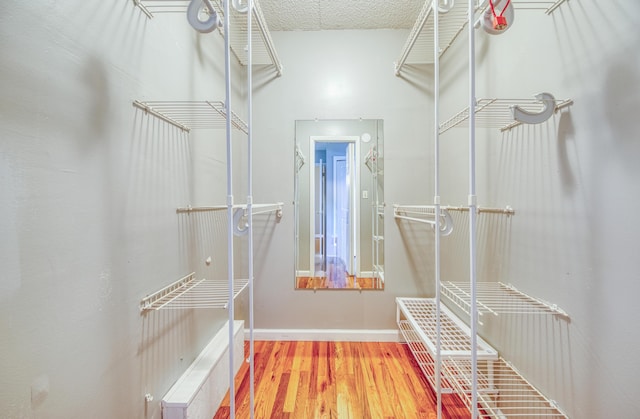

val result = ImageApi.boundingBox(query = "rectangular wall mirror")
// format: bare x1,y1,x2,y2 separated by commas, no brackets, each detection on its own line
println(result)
294,119,384,290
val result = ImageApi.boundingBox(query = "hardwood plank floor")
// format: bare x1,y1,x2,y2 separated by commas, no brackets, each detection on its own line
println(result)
214,341,470,419
295,275,379,290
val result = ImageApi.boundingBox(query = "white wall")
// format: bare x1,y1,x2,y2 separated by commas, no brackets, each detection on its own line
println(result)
251,29,435,330
0,1,247,418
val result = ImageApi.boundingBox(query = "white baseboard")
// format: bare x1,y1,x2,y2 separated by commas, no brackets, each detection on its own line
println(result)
245,328,401,342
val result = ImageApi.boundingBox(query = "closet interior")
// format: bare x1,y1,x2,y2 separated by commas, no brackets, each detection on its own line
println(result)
394,0,573,418
134,1,283,418
137,0,576,417
5,0,640,418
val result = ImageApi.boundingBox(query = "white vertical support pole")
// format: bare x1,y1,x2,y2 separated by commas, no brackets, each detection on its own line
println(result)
468,0,479,417
433,1,443,419
223,0,235,416
247,1,255,418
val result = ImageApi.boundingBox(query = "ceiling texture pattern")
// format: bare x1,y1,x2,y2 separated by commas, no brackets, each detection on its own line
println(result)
258,0,424,31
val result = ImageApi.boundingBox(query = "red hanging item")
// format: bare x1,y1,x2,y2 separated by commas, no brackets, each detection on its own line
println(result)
489,0,511,30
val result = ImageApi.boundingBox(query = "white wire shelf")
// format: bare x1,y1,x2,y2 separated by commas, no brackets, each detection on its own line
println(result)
176,202,283,217
398,320,456,394
394,204,448,214
395,0,572,75
441,281,569,319
442,357,569,418
364,145,380,172
439,97,573,133
396,298,498,360
133,100,248,133
140,272,249,312
396,298,498,397
132,0,282,74
395,0,470,74
295,145,306,173
397,205,512,216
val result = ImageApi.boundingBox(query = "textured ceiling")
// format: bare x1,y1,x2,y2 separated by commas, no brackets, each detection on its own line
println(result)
259,0,424,31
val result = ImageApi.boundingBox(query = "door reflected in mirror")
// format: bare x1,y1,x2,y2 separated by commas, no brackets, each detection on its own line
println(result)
294,120,384,290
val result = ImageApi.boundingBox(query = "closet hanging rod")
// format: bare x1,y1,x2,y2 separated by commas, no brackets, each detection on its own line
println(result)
394,205,454,235
394,214,439,226
444,205,515,215
176,202,284,215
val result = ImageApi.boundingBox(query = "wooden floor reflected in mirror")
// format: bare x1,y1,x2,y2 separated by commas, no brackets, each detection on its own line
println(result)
295,258,383,290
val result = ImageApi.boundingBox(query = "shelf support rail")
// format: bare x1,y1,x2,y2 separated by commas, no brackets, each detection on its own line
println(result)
246,2,256,416
467,0,479,415
433,2,443,416
221,1,236,415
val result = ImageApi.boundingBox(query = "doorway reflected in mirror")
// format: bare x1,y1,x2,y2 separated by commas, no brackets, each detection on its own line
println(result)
295,258,380,289
294,119,384,290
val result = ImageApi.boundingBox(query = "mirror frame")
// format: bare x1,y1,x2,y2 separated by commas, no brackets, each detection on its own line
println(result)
294,119,384,290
